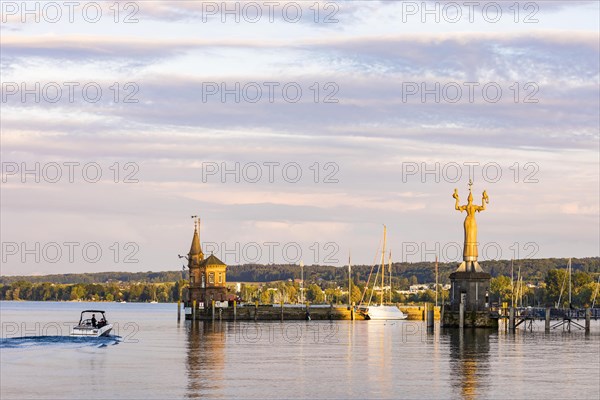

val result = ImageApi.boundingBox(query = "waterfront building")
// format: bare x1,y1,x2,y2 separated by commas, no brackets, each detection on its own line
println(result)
187,219,228,306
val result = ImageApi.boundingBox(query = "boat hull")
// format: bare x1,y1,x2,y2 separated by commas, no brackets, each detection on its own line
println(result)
364,305,408,320
70,324,113,337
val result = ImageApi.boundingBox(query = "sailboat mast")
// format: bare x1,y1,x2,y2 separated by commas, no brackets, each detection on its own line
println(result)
381,225,387,306
348,252,352,305
517,263,522,307
300,260,304,304
568,258,572,307
388,250,392,304
511,259,514,308
435,255,439,308
592,274,600,309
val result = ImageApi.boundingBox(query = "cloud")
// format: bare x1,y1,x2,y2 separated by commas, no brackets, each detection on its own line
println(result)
1,2,599,274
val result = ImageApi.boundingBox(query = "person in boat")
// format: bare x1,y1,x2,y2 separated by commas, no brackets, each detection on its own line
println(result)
97,317,106,328
91,314,97,328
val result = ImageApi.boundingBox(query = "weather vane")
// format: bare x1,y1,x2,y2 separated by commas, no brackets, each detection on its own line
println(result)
191,215,199,230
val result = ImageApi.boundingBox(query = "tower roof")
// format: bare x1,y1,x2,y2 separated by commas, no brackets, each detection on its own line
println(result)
200,254,226,267
189,227,202,256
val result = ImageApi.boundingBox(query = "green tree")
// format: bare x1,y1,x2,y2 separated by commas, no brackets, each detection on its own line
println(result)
172,281,182,301
70,285,86,301
285,285,297,303
260,289,274,304
391,291,407,303
349,285,362,304
398,278,410,290
420,289,436,303
545,269,568,306
306,284,324,303
576,282,599,307
490,275,513,303
156,284,170,302
140,285,153,302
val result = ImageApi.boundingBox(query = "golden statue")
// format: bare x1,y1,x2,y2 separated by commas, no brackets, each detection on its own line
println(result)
453,180,489,272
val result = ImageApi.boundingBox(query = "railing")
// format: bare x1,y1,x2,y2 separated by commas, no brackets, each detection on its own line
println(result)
493,307,600,320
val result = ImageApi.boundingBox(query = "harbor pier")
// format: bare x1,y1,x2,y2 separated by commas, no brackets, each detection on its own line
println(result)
498,306,600,332
184,302,367,321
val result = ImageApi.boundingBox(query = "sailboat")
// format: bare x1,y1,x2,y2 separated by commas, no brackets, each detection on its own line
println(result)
359,226,407,320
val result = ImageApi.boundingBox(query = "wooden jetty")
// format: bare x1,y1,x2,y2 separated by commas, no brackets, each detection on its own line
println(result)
178,301,449,322
182,301,368,321
496,306,599,332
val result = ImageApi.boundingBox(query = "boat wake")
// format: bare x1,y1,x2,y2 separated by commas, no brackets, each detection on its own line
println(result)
0,335,122,349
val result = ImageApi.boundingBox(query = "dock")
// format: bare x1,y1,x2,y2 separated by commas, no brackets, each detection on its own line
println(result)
183,302,367,321
179,301,449,321
496,306,600,332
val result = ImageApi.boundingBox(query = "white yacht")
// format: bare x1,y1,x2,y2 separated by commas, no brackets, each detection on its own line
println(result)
357,226,408,320
363,305,407,320
70,310,113,337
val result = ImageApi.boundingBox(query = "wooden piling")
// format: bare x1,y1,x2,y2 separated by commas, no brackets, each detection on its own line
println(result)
509,307,515,332
281,301,284,322
212,300,215,322
254,301,258,321
459,302,465,329
192,300,196,321
350,302,355,321
177,300,181,321
545,307,551,332
233,300,237,321
585,308,591,333
427,306,434,332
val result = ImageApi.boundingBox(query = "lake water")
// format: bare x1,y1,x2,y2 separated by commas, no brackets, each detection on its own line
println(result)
1,301,599,399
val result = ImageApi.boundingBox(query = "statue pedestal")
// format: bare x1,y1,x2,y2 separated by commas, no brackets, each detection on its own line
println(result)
456,260,483,272
442,270,498,328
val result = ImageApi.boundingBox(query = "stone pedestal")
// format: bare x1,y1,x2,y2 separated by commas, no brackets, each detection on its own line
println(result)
443,271,497,328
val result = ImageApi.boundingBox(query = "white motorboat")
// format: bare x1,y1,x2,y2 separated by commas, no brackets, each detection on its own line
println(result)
70,310,113,337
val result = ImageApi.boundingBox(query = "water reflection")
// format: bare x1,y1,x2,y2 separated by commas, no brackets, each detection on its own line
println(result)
446,329,492,400
186,321,226,398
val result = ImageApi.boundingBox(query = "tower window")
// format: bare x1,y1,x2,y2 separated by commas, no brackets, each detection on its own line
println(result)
218,273,223,284
208,272,215,284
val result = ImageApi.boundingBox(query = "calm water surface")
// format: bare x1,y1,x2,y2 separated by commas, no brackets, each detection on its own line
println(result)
1,301,599,399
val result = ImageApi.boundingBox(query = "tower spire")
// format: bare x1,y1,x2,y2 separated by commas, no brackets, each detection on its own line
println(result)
189,215,203,259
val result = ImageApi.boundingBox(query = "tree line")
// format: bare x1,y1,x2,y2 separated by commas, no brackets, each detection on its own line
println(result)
2,257,597,285
0,280,186,303
490,269,599,308
1,258,598,307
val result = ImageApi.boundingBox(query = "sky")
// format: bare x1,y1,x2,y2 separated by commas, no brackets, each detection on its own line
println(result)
1,0,599,275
